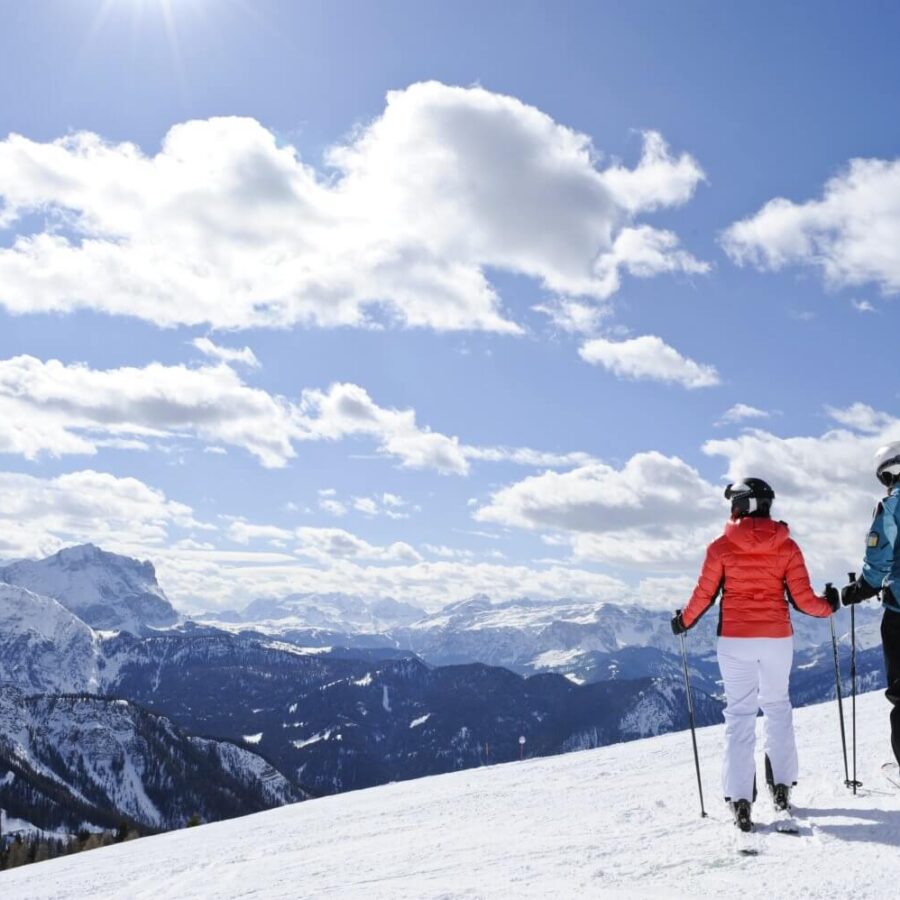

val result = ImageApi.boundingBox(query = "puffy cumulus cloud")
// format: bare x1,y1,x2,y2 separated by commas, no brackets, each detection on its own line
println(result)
722,156,900,294
191,338,260,368
0,357,591,475
579,335,720,389
296,382,595,474
0,355,297,467
296,382,470,474
293,527,421,564
0,83,705,333
475,451,723,568
717,403,770,426
350,493,414,519
593,225,709,292
317,488,348,518
0,469,201,558
825,403,895,435
703,405,900,577
225,520,294,546
533,298,612,335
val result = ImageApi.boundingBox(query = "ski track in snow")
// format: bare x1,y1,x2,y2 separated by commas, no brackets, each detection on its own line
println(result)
3,691,899,899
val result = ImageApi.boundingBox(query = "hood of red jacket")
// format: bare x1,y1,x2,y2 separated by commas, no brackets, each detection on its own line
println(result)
723,516,790,551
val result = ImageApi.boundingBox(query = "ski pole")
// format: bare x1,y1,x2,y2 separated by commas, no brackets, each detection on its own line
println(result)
827,583,851,786
847,571,863,793
679,631,708,818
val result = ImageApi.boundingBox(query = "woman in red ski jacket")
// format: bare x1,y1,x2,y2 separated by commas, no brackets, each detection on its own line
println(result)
671,478,838,836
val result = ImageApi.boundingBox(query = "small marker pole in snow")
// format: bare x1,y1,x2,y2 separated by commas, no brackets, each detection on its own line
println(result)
827,583,851,786
679,631,707,818
519,735,526,761
848,572,863,794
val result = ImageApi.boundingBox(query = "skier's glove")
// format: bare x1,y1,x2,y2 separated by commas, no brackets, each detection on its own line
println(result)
824,584,840,613
841,577,879,606
670,610,688,635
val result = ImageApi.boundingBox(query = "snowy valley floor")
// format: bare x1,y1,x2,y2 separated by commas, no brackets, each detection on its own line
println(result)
3,689,899,899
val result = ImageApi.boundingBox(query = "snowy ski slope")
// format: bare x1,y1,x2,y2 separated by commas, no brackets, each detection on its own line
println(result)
4,690,898,899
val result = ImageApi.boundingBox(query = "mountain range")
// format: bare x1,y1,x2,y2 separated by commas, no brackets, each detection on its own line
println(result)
0,543,886,846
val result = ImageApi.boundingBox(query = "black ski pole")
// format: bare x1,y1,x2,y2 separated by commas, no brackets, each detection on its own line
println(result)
827,583,851,786
847,571,863,793
679,630,708,818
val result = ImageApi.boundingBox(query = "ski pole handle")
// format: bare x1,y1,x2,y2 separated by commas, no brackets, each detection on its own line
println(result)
848,572,856,585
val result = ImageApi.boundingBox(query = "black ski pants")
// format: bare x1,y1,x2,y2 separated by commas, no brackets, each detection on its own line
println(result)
881,608,900,766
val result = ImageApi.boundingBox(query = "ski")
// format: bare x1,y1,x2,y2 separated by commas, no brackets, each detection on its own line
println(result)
733,829,759,856
882,762,900,790
771,812,800,835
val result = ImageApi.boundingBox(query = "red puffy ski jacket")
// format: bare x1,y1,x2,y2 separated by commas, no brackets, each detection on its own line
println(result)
682,517,832,638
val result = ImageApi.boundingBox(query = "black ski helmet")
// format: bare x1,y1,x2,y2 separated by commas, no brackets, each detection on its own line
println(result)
724,478,775,518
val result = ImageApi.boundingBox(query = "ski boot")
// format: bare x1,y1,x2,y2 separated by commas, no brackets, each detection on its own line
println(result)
729,799,757,855
730,799,753,833
768,783,799,834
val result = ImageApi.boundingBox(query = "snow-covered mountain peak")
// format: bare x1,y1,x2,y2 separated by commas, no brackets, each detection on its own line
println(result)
233,590,425,632
0,583,102,693
0,544,178,635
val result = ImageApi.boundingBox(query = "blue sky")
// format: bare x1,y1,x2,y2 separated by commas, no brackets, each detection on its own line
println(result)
1,0,899,611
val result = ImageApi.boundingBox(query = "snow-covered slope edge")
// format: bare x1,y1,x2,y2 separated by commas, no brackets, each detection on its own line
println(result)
5,690,896,899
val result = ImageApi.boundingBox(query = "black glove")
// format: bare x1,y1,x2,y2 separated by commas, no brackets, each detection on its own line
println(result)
824,584,840,613
841,577,879,606
671,610,688,635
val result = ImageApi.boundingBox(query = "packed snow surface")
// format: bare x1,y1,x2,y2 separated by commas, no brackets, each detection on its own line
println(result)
5,690,898,899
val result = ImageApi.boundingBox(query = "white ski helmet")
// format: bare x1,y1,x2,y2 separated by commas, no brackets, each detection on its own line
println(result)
874,442,900,486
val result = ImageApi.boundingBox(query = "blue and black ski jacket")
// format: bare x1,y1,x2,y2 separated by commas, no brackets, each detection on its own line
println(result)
861,484,900,613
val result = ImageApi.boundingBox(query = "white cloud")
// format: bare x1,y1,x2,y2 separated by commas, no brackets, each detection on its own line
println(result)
717,403,770,426
296,382,594,475
602,131,707,214
292,527,421,563
0,469,200,558
0,468,629,612
155,551,629,613
353,497,379,516
533,298,610,335
579,335,720,389
475,451,723,568
702,408,900,577
224,518,421,563
462,446,594,468
348,493,413,519
0,84,705,333
825,403,895,434
297,382,470,475
317,489,348,517
635,575,699,610
0,357,592,476
191,337,260,368
851,298,875,313
226,520,294,545
0,355,297,467
723,156,900,295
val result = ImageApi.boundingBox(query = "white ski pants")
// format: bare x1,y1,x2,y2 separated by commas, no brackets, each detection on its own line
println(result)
717,637,798,802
